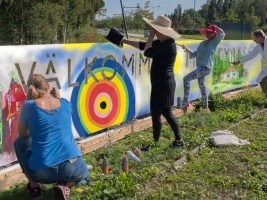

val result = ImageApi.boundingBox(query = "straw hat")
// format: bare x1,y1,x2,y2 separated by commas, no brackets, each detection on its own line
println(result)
199,25,217,36
142,15,181,39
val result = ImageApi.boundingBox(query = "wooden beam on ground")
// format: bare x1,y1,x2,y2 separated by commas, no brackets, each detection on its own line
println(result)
0,105,192,190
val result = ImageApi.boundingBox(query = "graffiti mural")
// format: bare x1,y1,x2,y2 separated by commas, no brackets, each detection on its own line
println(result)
71,57,135,136
0,40,262,167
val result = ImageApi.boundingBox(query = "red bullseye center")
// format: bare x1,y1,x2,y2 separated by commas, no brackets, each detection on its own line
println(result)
86,83,119,125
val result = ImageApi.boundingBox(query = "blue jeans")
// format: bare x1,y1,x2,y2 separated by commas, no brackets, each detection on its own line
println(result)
14,136,89,186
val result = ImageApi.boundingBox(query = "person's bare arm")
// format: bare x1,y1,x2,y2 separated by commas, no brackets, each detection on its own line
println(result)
179,44,192,53
213,24,224,34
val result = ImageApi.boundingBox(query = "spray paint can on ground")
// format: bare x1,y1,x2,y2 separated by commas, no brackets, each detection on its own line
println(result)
87,164,93,170
102,158,109,174
133,147,142,158
122,157,129,172
126,151,141,163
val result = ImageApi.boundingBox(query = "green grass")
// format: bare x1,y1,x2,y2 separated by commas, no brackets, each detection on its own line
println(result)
134,111,267,200
1,88,267,200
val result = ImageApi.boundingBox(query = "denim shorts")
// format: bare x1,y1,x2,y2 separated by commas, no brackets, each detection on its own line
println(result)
14,136,89,186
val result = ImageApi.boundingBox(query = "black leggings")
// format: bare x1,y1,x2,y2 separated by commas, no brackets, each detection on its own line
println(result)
151,107,181,142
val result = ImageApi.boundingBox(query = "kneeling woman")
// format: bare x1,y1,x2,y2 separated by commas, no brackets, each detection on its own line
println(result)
14,74,88,200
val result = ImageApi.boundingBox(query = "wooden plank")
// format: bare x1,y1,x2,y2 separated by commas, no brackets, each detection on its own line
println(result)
132,117,153,132
80,126,133,155
77,125,132,151
174,141,206,170
0,164,22,180
174,155,187,170
172,108,187,118
0,170,26,189
0,102,200,189
80,140,110,155
223,86,260,99
80,130,131,155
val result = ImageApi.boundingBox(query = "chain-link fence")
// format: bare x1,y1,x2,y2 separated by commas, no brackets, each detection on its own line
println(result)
214,22,252,40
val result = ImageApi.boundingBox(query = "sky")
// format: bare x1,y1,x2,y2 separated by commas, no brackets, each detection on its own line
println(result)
100,0,208,19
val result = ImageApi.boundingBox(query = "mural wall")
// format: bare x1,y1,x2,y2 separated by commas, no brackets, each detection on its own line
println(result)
0,40,262,167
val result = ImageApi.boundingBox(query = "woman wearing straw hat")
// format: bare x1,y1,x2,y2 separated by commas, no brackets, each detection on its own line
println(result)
122,15,184,151
179,25,225,111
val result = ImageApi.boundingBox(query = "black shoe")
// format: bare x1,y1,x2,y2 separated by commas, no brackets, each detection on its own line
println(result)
140,143,152,152
169,140,185,148
26,183,43,200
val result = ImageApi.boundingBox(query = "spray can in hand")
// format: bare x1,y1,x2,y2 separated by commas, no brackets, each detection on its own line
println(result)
50,87,56,96
102,158,109,174
122,157,129,172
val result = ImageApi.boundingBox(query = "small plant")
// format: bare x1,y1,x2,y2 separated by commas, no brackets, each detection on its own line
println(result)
2,88,267,200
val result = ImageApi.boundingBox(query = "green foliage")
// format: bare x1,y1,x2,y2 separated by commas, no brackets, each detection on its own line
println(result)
231,77,243,85
1,0,267,44
2,85,267,199
223,8,240,22
205,92,229,111
95,1,153,31
221,109,242,122
213,55,231,84
0,0,105,45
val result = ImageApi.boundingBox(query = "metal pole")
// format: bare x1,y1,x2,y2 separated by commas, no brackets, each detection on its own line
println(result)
243,22,245,40
193,0,196,35
152,6,160,19
119,0,128,39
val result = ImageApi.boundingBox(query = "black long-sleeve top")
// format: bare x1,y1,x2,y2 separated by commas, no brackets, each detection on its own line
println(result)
139,38,177,109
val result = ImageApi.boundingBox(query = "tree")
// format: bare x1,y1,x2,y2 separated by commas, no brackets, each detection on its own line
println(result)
198,1,210,23
223,8,239,22
216,0,224,22
26,2,64,44
168,4,182,28
131,1,153,30
181,13,194,33
244,7,260,29
207,0,217,23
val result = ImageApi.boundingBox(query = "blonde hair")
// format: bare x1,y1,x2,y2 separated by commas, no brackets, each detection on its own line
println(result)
27,74,49,100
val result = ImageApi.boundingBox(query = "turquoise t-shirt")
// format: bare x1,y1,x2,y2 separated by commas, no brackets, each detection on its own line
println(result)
19,98,82,170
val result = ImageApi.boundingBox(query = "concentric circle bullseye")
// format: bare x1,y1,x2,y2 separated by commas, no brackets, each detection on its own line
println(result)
71,58,135,136
77,67,128,133
86,81,120,127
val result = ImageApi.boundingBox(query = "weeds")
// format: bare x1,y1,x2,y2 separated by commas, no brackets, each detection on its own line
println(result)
1,88,267,199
